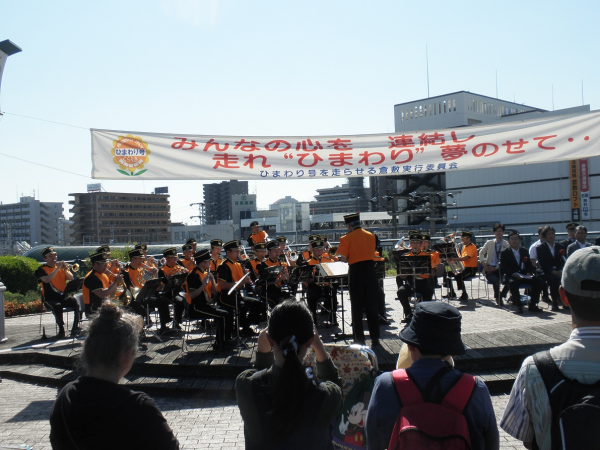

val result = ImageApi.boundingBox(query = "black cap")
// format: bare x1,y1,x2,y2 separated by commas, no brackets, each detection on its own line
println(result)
308,234,319,242
312,239,324,249
421,233,431,241
41,246,55,257
254,242,267,251
344,213,360,224
210,239,223,248
461,231,473,238
162,247,178,257
182,244,193,252
135,243,147,251
566,223,578,230
128,249,143,258
266,241,279,250
400,302,466,356
96,245,110,253
186,238,197,245
224,240,241,251
90,251,109,263
250,221,259,228
276,236,287,243
409,233,422,241
194,249,211,263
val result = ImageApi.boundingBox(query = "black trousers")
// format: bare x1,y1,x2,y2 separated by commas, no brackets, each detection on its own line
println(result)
45,295,79,330
543,271,562,307
220,293,264,330
187,299,232,344
348,261,380,343
397,278,434,317
306,283,336,324
504,275,543,307
261,284,290,307
447,267,477,293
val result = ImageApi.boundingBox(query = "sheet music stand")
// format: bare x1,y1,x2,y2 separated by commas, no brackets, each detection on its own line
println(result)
136,278,165,343
315,262,351,341
228,272,253,350
397,255,431,304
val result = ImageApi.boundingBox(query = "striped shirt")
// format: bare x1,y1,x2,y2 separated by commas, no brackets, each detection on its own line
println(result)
500,326,600,449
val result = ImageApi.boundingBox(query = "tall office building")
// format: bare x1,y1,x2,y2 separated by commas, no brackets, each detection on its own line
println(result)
0,196,63,249
309,179,370,215
203,180,248,224
69,191,171,245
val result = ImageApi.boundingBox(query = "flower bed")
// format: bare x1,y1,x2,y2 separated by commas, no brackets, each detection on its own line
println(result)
3,290,44,317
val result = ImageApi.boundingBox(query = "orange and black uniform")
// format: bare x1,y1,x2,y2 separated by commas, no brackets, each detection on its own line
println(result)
83,269,110,316
217,259,263,331
185,267,232,345
447,242,478,296
179,258,195,272
337,227,380,343
249,230,267,245
257,258,289,305
122,264,155,319
303,255,337,325
157,264,185,326
35,264,80,329
396,250,434,320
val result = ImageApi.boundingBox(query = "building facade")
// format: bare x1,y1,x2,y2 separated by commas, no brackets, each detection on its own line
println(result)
0,196,63,250
309,179,370,215
387,91,595,234
69,192,171,246
203,180,248,224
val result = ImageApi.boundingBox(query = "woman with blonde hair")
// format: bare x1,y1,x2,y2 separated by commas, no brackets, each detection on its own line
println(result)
50,301,179,449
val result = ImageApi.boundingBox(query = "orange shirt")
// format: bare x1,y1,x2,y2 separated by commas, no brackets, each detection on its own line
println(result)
261,258,288,287
250,230,267,244
337,227,376,265
461,243,478,268
82,270,110,305
125,266,143,289
36,264,68,296
179,258,195,271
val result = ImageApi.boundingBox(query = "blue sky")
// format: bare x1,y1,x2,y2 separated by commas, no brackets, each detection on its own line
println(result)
1,0,599,223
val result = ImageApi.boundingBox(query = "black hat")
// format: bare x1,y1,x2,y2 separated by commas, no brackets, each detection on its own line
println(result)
266,241,279,250
135,243,147,251
254,242,267,251
96,245,110,253
399,302,466,356
409,232,422,241
128,249,143,258
250,221,259,228
182,244,193,252
186,238,197,245
276,236,287,243
308,234,319,242
41,246,55,257
194,249,211,263
162,247,178,257
312,239,325,249
224,240,241,251
210,239,223,248
566,223,578,230
90,251,109,264
421,233,431,241
460,231,473,238
344,213,360,224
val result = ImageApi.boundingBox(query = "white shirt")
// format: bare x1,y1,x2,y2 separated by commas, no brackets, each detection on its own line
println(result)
529,239,542,260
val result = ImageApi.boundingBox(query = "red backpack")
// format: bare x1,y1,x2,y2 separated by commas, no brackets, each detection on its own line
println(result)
388,367,476,450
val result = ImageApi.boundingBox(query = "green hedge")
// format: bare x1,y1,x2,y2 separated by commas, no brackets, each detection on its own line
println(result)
0,256,40,294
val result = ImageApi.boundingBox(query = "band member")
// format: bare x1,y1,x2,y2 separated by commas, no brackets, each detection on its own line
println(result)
157,247,187,330
35,247,80,338
247,221,268,246
179,244,196,272
336,213,381,346
258,240,290,306
96,245,121,278
446,231,478,302
420,233,442,287
186,237,197,253
184,249,233,350
122,248,171,328
500,231,544,313
83,251,123,317
396,233,434,323
217,240,263,336
298,234,319,264
209,239,224,273
134,243,159,275
301,239,338,326
249,242,267,280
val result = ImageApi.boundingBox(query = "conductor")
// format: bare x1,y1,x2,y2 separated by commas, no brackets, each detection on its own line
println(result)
336,212,381,347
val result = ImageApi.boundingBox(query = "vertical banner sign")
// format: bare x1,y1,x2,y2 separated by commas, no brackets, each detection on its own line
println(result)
579,158,590,220
570,160,580,222
278,203,296,233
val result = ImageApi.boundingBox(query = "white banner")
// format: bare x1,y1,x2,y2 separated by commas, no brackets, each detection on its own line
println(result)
91,111,600,180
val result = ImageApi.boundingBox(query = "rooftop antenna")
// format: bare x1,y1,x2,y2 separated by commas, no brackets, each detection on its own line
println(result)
426,44,430,98
495,70,498,98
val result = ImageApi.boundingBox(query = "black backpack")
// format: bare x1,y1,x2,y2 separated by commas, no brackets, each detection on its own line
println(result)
533,350,600,450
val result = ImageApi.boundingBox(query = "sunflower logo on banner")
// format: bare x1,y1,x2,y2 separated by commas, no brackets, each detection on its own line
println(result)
111,134,151,176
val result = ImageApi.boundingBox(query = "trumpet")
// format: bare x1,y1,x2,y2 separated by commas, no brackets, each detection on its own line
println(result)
63,263,80,273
